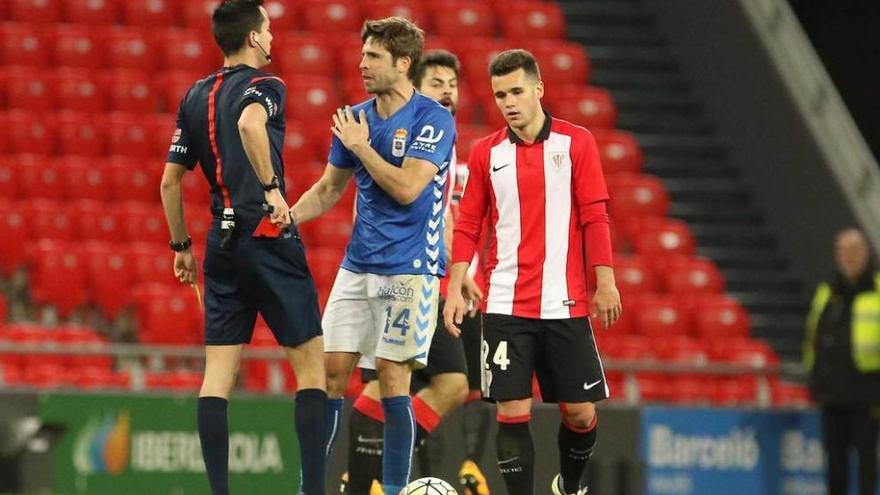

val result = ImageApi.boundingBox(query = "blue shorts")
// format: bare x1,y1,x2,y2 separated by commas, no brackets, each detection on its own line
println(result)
202,223,322,347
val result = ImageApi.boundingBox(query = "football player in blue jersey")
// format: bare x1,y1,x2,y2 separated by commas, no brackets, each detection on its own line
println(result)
290,17,456,495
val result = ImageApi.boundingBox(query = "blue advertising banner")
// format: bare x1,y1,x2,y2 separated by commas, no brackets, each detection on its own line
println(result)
641,407,829,495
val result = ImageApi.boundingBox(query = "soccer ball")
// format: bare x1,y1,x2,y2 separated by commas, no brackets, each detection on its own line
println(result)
403,477,458,495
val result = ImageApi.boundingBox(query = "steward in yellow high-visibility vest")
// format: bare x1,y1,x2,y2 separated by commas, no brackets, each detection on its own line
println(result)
803,228,880,495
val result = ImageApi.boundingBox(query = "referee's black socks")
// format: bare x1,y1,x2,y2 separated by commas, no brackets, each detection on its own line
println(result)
295,388,328,495
197,396,229,495
558,412,598,495
496,414,535,495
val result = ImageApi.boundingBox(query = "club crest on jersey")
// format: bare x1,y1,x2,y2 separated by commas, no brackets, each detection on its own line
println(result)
552,152,566,169
392,128,407,158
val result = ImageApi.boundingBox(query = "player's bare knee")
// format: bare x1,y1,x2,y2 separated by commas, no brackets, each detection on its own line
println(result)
497,398,531,419
325,353,357,397
376,359,411,397
559,401,596,428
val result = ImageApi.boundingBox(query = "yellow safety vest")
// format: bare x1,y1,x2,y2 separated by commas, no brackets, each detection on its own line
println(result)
804,273,880,373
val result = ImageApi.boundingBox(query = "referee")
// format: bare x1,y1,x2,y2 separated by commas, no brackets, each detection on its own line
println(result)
158,2,326,495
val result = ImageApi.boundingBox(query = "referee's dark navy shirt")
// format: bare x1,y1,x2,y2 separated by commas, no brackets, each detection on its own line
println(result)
167,64,287,227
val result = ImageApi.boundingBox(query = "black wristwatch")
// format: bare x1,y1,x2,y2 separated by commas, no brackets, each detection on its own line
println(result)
262,175,281,192
169,237,193,252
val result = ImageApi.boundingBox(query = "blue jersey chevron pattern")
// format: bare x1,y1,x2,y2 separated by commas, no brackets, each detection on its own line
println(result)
327,92,456,276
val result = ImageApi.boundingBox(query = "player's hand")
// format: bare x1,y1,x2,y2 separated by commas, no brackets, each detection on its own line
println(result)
591,283,622,329
331,106,370,151
461,275,483,317
443,290,468,338
173,250,198,284
265,189,291,228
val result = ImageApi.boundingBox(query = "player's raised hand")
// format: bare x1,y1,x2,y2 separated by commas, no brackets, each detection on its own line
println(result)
174,250,198,284
443,290,468,338
331,106,370,150
591,283,622,329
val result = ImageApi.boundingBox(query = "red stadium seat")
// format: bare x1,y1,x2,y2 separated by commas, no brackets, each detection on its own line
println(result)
263,0,299,31
0,293,7,323
613,255,660,295
460,38,510,84
654,336,707,365
18,156,63,200
53,69,105,113
30,198,77,241
606,173,670,220
155,70,200,113
127,243,175,287
72,200,121,243
632,218,697,258
105,70,157,114
635,372,670,402
340,76,369,105
668,375,715,405
54,325,112,371
592,129,644,176
156,29,218,73
123,202,168,244
10,0,61,23
283,121,323,165
362,0,429,28
134,284,200,345
5,112,55,155
634,295,692,338
122,0,175,28
527,40,590,86
104,113,155,158
300,209,352,251
53,112,105,157
455,124,490,162
0,113,7,154
81,241,132,317
693,295,750,340
598,334,653,361
286,162,325,201
663,257,725,295
499,2,565,40
107,157,161,202
305,247,343,308
0,158,15,201
431,1,495,38
50,25,101,69
0,201,28,274
712,376,759,406
29,239,88,317
277,33,336,77
181,0,219,30
284,77,340,121
772,381,811,408
75,369,131,389
6,68,53,112
707,337,779,368
301,0,362,34
548,86,616,129
63,0,120,25
104,27,156,70
0,25,49,67
334,35,367,82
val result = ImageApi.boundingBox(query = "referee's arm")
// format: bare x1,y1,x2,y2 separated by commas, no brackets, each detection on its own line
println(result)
160,163,191,247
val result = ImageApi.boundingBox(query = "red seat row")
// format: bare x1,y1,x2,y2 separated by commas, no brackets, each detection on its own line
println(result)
605,374,808,407
607,293,750,339
5,0,564,40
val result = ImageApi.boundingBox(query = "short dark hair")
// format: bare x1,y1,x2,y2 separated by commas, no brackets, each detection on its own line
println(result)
212,0,265,57
411,49,460,87
361,17,425,78
488,49,542,80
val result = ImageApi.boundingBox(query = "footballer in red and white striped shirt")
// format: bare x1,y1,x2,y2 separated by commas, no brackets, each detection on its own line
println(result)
442,49,622,495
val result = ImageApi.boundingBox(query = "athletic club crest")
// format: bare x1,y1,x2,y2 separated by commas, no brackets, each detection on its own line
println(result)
551,152,565,169
392,128,407,158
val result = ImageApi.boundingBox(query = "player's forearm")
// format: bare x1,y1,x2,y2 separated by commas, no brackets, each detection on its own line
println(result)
160,179,189,243
594,265,616,289
446,262,471,292
291,181,343,224
350,142,420,204
239,122,275,185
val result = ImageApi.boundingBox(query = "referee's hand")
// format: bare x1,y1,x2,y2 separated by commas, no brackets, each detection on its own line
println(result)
265,189,291,228
173,250,197,285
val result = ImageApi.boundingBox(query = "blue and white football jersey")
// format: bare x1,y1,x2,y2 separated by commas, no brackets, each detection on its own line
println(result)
328,91,456,276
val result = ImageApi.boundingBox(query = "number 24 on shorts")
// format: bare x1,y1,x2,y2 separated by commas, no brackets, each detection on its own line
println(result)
484,340,511,371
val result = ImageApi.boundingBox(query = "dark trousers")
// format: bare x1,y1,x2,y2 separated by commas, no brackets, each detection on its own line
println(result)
821,404,880,495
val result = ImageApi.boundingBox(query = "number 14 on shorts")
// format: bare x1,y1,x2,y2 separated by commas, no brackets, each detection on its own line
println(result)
383,307,411,335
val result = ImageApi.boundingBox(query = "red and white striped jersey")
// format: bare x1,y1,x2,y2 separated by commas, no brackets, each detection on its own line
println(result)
451,114,611,319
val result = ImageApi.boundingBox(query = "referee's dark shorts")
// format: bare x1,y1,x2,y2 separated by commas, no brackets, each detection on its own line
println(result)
203,218,322,347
